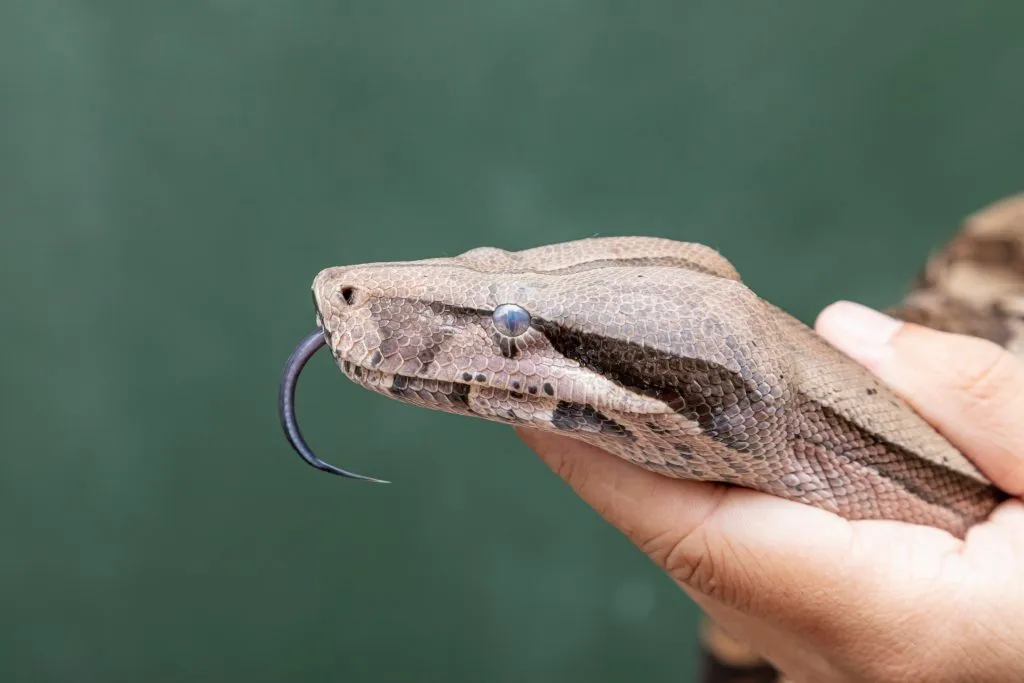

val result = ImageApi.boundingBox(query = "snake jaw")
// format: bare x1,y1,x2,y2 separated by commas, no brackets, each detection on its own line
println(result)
278,328,390,483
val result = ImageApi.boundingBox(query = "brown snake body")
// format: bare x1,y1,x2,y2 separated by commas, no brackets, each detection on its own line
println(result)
279,194,1024,683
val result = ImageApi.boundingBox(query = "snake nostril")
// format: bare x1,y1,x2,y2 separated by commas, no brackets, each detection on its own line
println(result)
340,286,357,305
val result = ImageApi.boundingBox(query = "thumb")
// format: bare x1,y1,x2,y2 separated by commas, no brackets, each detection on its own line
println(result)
815,301,1024,496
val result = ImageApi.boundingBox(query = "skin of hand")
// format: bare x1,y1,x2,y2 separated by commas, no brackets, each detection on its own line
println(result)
515,301,1024,683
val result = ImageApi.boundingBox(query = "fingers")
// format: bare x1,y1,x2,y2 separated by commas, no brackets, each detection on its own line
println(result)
815,301,1024,495
515,427,958,618
517,425,1010,681
514,426,735,560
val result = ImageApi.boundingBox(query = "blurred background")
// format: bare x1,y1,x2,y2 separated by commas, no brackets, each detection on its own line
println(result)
1,2,1022,681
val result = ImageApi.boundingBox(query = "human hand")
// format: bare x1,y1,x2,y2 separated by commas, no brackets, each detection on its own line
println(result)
516,301,1024,682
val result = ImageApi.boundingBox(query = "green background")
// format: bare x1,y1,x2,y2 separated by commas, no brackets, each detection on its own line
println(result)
2,2,1022,681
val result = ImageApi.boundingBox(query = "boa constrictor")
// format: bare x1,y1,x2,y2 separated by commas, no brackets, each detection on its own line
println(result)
279,193,1024,683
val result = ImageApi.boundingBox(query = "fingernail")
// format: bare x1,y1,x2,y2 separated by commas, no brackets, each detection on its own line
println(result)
816,301,902,367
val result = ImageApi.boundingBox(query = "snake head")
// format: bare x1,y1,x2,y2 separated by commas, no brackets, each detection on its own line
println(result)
305,240,791,474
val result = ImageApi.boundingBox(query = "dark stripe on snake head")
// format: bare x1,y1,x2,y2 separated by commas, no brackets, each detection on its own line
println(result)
535,317,1003,515
394,297,530,361
368,298,489,375
551,401,635,440
535,318,779,453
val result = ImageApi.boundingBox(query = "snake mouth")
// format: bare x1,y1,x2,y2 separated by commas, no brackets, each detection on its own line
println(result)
337,359,479,413
335,357,556,429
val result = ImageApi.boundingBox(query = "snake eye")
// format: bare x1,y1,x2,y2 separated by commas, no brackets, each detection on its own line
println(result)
492,304,531,337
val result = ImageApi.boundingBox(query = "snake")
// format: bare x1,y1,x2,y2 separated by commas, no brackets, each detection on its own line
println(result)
278,193,1024,682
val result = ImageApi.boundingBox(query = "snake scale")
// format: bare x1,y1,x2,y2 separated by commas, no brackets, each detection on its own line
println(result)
279,193,1024,683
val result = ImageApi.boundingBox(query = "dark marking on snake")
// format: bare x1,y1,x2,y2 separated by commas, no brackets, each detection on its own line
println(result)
801,398,1008,517
416,346,437,369
646,421,670,435
449,381,471,407
551,401,635,440
536,318,779,453
674,443,695,460
416,298,492,321
497,335,519,359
